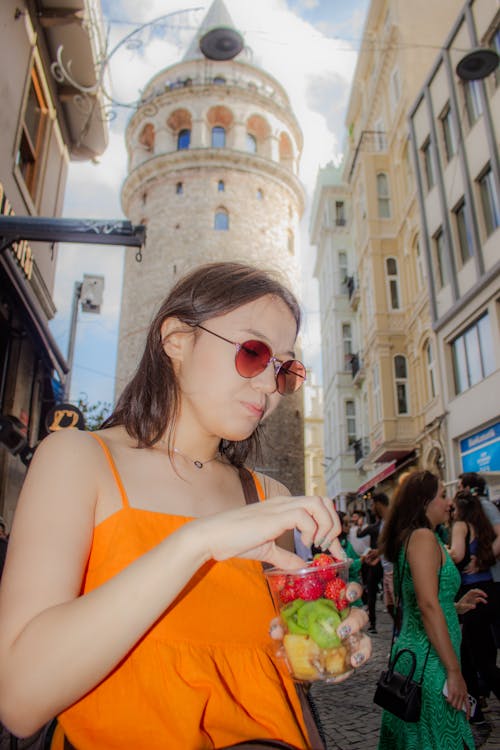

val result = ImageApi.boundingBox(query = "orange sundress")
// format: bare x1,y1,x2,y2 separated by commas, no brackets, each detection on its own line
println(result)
57,435,309,749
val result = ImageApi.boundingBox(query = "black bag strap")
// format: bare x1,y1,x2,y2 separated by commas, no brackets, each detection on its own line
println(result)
388,533,442,685
238,467,326,750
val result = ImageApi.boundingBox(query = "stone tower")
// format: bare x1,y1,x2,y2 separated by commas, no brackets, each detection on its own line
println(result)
118,0,305,493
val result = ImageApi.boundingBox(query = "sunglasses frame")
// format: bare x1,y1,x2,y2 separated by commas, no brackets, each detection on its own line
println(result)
194,323,306,395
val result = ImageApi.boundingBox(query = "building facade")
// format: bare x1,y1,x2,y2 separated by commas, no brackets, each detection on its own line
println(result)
303,370,327,498
311,0,471,506
117,0,306,493
409,0,499,499
0,0,107,524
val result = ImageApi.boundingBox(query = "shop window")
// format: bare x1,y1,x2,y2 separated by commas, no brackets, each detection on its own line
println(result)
16,66,48,200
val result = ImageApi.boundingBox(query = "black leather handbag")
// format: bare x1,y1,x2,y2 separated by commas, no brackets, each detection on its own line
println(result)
373,648,422,722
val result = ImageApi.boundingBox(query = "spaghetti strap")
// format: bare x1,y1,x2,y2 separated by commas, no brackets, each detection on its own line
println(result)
89,433,130,508
251,471,265,501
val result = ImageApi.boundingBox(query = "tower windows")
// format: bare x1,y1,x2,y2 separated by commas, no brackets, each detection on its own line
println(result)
177,129,190,150
176,182,183,195
218,180,225,192
246,133,257,153
256,188,263,200
138,123,155,152
212,126,226,148
214,208,229,230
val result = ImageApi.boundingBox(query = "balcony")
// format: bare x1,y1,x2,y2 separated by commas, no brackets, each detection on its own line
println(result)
345,274,360,310
348,352,365,386
353,437,370,466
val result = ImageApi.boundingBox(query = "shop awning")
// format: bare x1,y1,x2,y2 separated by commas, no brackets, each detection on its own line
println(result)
357,461,397,495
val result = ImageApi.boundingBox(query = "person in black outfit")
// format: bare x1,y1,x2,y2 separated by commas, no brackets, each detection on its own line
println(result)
357,494,385,633
0,517,8,582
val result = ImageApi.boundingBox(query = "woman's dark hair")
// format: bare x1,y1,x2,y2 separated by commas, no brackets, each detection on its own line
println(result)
103,262,301,467
379,470,439,563
454,490,495,571
459,472,486,496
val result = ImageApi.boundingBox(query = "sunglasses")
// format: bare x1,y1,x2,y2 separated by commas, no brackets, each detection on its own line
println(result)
195,324,306,395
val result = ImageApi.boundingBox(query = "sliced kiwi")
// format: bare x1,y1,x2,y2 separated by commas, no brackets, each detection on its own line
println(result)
309,611,342,649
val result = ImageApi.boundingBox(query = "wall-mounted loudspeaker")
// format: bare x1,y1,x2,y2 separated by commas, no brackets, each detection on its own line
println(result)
456,47,499,81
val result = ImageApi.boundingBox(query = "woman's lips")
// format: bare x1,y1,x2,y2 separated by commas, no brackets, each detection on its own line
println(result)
241,401,265,418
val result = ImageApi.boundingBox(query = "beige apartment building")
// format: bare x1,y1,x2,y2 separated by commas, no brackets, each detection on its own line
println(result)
408,0,499,499
303,370,327,498
312,0,474,504
0,0,107,523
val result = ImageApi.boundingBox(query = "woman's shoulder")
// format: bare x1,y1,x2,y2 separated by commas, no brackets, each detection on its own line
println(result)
407,527,439,551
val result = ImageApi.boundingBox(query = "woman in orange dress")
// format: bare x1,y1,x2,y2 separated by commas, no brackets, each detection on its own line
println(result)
0,262,370,749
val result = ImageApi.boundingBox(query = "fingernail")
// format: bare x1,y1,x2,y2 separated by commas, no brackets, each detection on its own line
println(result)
338,624,351,639
347,589,359,602
353,653,365,666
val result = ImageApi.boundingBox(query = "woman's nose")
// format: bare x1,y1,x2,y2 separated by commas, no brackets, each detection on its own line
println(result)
251,361,278,393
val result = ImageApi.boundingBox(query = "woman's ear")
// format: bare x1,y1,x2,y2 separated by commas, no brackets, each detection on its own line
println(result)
160,318,193,364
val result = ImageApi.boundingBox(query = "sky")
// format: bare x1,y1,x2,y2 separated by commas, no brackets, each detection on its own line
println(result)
50,0,370,407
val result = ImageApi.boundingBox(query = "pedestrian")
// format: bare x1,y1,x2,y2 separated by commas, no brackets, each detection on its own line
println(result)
357,496,384,633
449,489,500,724
366,493,395,624
0,262,371,750
377,470,486,750
0,517,8,582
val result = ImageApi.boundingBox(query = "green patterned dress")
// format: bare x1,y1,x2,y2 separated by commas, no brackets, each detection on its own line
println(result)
378,536,475,750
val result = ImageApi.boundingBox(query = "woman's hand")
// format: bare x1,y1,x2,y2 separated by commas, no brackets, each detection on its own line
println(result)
444,669,470,719
194,495,343,568
456,587,487,615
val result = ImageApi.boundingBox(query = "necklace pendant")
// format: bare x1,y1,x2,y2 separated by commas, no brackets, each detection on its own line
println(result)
194,460,204,469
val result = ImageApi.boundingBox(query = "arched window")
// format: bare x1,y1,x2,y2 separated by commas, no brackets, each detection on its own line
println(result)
218,180,225,192
214,208,229,230
177,129,190,150
377,172,391,218
385,257,400,309
139,123,155,152
426,340,436,399
212,126,226,148
394,355,409,414
246,133,257,153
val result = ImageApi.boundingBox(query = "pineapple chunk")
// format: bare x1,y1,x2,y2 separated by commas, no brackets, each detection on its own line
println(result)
283,634,322,679
324,645,348,676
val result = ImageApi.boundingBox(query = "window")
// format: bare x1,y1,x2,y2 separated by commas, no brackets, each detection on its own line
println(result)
335,201,345,226
176,182,183,195
338,251,348,294
377,173,391,218
217,180,225,192
414,237,425,289
454,199,473,264
345,400,356,447
394,355,409,415
433,228,448,288
212,126,226,148
373,363,381,422
385,257,400,309
256,188,263,200
422,139,434,190
138,123,155,152
440,105,456,162
478,165,500,236
213,76,226,85
426,340,436,399
246,133,257,153
452,314,494,394
177,129,190,149
16,66,48,199
214,209,229,230
464,80,483,127
342,323,353,370
374,118,386,151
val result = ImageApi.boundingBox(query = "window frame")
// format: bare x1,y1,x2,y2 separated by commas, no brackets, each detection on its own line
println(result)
345,399,357,447
16,63,49,203
421,138,435,191
385,257,400,310
214,208,229,230
464,80,483,128
426,340,436,399
477,164,500,237
453,198,473,264
212,126,226,148
440,104,456,162
451,313,494,394
432,227,448,289
376,172,391,218
394,354,409,415
177,129,191,150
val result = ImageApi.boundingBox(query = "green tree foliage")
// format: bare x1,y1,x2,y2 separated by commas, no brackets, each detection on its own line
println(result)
77,398,112,431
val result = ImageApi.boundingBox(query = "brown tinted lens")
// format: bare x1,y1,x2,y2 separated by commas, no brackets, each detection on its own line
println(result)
276,360,306,394
235,340,271,378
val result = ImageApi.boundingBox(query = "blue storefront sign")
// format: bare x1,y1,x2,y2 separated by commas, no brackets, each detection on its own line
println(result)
460,422,500,473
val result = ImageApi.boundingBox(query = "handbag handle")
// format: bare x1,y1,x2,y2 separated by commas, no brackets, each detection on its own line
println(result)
385,648,417,683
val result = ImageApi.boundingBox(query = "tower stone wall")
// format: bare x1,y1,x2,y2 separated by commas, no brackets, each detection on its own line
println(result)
117,15,306,494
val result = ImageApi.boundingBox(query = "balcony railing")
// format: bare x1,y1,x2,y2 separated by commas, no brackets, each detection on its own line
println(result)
353,437,370,464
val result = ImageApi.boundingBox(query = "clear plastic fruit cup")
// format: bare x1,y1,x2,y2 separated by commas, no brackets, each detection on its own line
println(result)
265,555,353,683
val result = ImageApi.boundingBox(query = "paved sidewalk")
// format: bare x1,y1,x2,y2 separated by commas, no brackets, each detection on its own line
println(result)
310,605,500,750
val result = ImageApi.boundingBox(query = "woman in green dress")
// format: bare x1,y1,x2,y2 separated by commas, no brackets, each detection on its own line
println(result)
377,471,487,750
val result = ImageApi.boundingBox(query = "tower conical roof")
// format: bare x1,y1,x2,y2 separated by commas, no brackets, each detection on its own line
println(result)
183,0,248,61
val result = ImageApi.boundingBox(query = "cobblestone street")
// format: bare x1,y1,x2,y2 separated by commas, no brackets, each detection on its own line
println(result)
311,605,500,750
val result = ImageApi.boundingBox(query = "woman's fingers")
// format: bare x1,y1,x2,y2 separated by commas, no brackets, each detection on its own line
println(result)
345,582,363,603
348,632,372,669
337,606,369,639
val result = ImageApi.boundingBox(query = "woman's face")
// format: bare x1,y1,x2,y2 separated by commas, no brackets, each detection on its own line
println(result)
176,294,299,442
425,482,452,527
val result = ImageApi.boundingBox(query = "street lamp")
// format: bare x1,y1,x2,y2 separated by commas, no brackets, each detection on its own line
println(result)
64,274,105,401
456,47,499,81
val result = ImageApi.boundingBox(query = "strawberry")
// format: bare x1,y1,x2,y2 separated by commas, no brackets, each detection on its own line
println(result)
310,554,337,582
324,578,347,609
280,580,299,604
294,574,324,601
269,574,287,594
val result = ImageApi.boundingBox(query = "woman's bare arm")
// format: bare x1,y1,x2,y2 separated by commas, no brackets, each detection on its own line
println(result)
448,520,467,563
408,529,468,713
0,432,338,735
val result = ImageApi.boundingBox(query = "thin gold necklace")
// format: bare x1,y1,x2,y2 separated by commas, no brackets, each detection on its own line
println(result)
172,446,220,469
